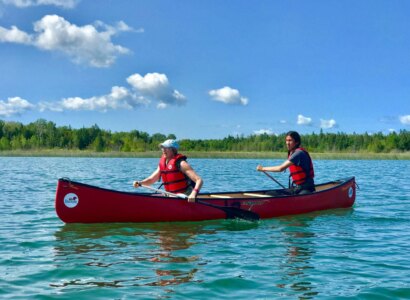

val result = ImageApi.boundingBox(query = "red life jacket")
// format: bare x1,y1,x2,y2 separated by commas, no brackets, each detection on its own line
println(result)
159,153,190,193
288,147,315,185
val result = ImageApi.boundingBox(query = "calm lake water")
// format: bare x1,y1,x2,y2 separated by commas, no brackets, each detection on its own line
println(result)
1,157,409,299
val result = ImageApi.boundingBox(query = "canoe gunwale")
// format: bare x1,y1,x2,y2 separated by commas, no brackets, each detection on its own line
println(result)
57,176,355,201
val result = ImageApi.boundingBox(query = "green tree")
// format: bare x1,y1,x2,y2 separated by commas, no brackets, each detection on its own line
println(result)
0,118,409,153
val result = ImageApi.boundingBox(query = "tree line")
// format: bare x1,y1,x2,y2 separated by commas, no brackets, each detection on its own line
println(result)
0,119,409,153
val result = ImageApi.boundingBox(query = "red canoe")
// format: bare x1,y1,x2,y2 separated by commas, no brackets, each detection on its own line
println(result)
55,177,356,223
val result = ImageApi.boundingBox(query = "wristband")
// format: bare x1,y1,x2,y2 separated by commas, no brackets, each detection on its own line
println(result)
193,188,199,193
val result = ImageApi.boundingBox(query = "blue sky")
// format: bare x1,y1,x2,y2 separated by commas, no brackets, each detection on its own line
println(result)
0,0,409,139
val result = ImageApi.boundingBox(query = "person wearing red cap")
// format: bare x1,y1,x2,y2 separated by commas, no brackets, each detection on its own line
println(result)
133,139,203,202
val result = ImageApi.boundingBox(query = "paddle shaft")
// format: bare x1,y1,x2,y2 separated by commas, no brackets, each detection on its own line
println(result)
263,171,287,189
140,184,187,199
138,184,259,221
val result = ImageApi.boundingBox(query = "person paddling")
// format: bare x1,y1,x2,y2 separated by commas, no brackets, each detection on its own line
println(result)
257,131,315,194
133,139,203,202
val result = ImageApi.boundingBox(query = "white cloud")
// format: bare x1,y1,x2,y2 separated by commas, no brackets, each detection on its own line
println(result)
156,102,168,109
0,96,35,116
320,118,337,129
254,129,275,135
297,114,312,126
1,0,79,8
0,25,31,43
399,115,410,125
0,14,133,67
127,73,186,107
39,72,185,112
40,86,148,112
209,86,248,106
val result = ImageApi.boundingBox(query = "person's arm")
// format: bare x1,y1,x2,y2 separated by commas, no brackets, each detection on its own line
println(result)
133,167,161,188
179,161,203,203
256,160,293,173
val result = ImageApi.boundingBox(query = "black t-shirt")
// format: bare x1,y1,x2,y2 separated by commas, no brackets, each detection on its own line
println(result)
289,149,310,170
289,149,314,186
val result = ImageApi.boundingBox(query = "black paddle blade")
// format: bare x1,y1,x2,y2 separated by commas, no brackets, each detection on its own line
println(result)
223,206,260,222
197,200,260,222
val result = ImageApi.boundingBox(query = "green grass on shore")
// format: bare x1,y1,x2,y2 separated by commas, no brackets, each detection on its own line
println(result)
1,149,409,160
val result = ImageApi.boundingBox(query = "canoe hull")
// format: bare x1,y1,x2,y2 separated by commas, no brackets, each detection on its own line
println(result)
55,177,356,223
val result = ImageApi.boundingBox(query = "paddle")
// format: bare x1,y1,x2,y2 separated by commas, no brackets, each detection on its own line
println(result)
262,171,287,189
196,199,260,221
138,184,260,221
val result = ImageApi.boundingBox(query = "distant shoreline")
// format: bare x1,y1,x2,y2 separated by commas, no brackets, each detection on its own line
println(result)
1,150,409,160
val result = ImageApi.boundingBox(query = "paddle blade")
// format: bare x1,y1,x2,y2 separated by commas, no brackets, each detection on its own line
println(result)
196,200,260,222
224,207,260,221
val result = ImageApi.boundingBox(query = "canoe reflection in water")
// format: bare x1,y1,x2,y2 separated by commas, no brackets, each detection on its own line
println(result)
52,222,215,290
276,218,318,299
274,209,353,299
146,226,200,287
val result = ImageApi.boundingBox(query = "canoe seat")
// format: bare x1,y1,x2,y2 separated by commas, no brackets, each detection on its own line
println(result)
210,194,232,198
243,193,270,198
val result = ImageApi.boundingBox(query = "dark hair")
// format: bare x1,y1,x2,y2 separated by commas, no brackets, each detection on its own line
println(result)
286,131,301,148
